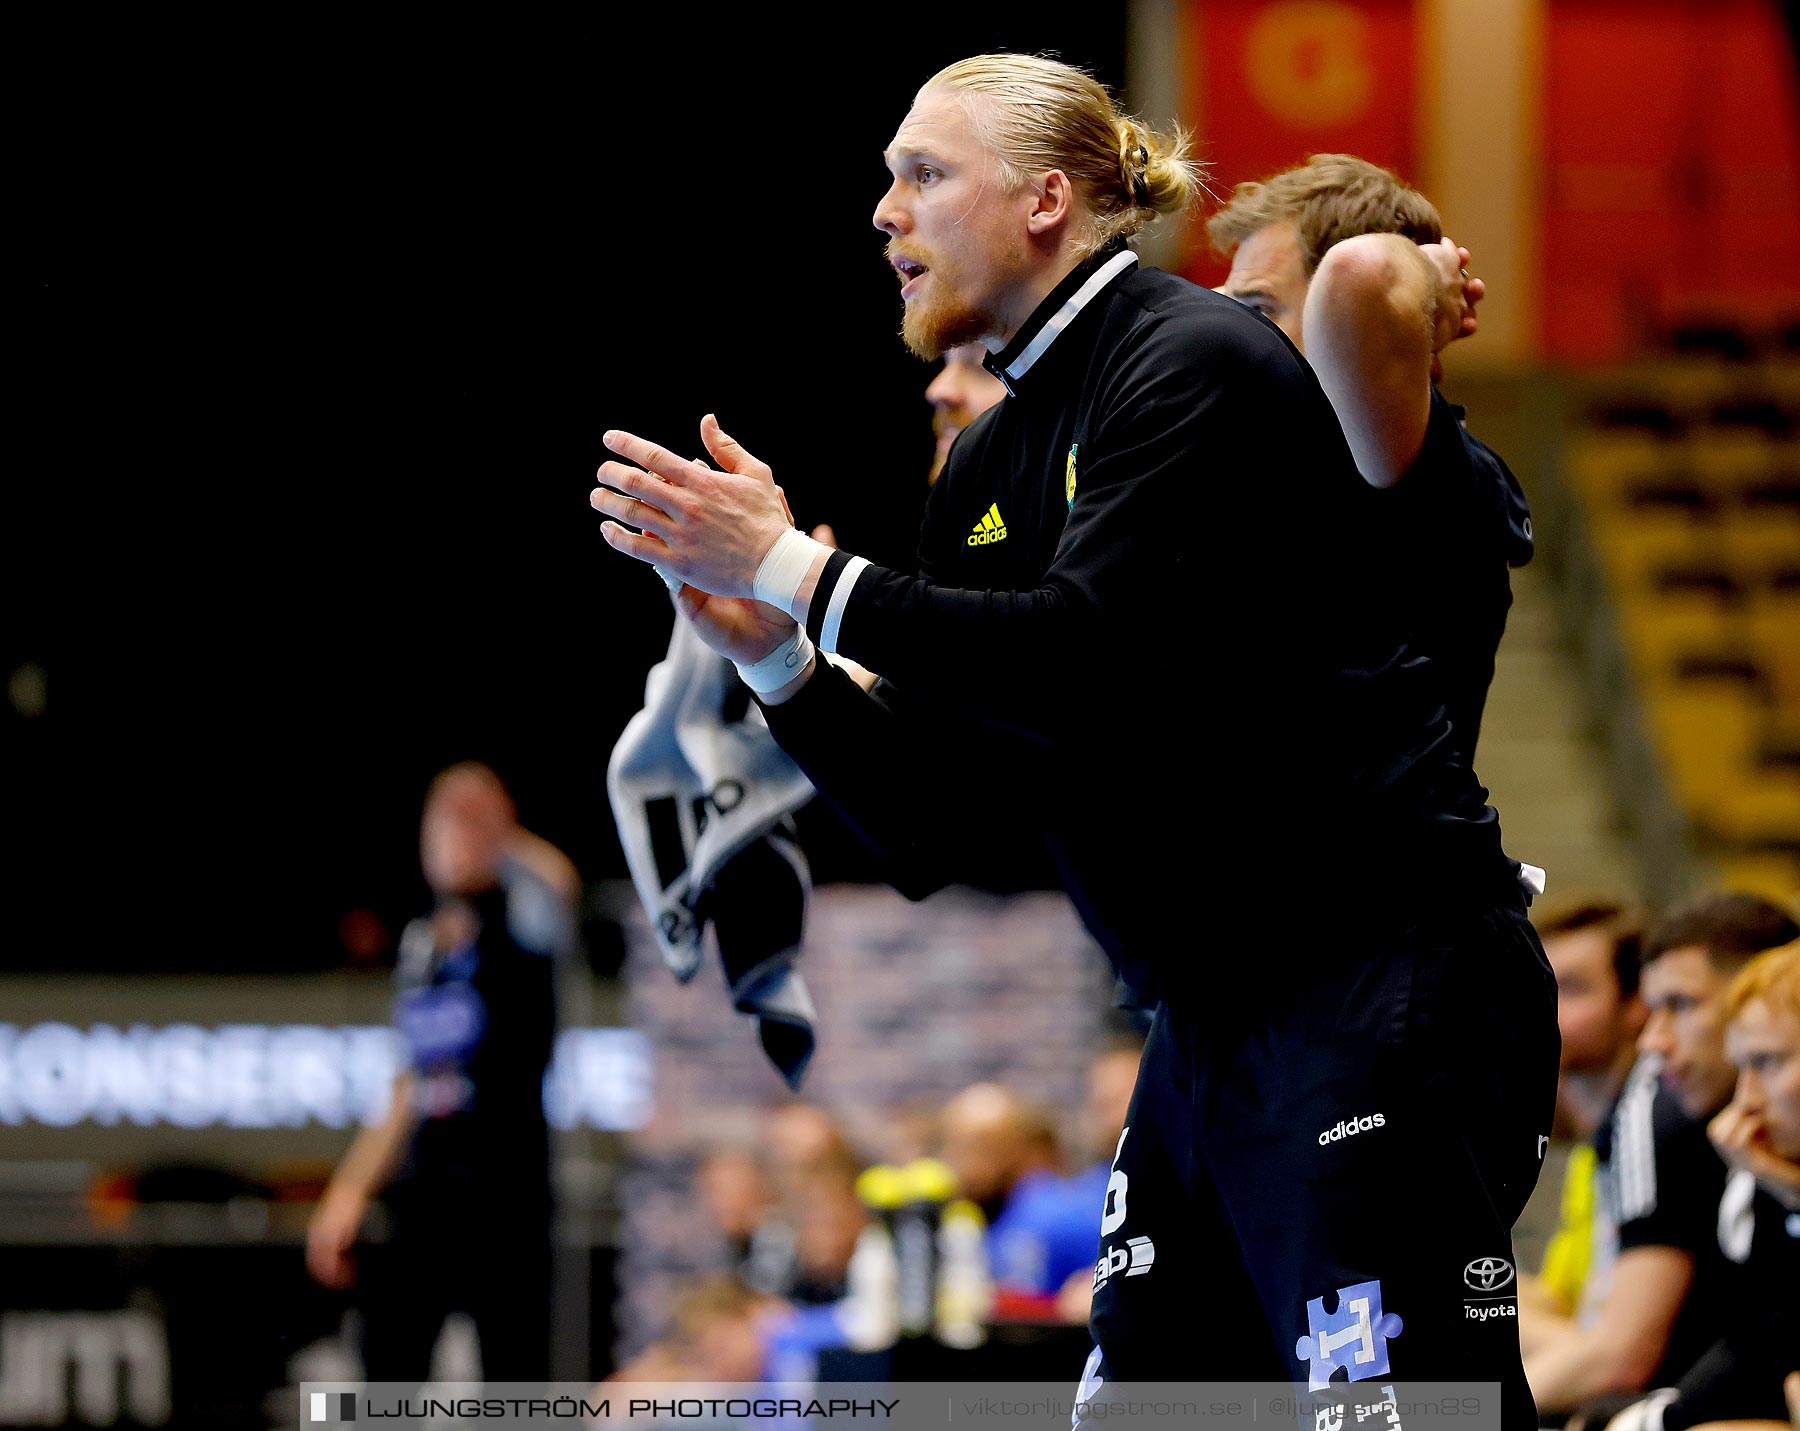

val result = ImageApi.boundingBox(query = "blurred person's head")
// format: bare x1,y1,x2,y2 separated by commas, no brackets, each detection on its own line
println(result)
420,761,515,896
875,54,1200,360
1722,942,1800,1162
764,1103,854,1172
1640,893,1800,1118
789,1163,868,1298
762,1103,861,1222
764,1103,846,1164
877,1102,943,1166
696,1146,771,1249
1208,154,1442,351
1535,898,1646,1078
924,344,1007,485
940,1082,1059,1216
1082,1036,1142,1163
667,1277,776,1383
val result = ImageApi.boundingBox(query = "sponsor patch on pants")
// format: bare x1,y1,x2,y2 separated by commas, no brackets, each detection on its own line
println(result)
1462,1255,1518,1320
1295,1280,1404,1389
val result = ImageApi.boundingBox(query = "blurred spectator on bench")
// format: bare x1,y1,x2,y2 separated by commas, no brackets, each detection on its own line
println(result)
1602,939,1800,1431
940,1083,1095,1312
1519,899,1646,1349
1052,1035,1144,1324
1527,893,1798,1417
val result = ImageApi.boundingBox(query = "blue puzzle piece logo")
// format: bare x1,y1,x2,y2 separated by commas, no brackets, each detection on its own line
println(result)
1294,1280,1404,1390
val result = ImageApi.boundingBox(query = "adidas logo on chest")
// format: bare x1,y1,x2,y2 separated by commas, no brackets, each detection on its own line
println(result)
968,502,1007,546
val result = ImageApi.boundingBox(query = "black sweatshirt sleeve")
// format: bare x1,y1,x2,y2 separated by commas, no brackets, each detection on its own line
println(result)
801,331,1221,728
758,656,1046,900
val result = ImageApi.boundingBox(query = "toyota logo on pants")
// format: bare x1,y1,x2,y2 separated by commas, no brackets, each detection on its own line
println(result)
1463,1257,1515,1292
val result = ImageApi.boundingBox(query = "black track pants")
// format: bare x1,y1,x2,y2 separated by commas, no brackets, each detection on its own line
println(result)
1081,899,1560,1431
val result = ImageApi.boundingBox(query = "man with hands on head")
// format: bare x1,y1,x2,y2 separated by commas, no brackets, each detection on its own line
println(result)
591,54,1556,1421
1209,154,1535,770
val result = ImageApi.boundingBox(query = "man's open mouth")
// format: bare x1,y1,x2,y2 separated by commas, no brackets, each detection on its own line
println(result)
892,254,929,298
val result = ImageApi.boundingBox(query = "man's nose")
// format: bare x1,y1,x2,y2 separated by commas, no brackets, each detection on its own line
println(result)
873,180,909,236
1640,1011,1673,1056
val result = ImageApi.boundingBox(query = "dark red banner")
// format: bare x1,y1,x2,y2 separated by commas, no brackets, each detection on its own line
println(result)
1541,0,1800,360
1181,0,1421,286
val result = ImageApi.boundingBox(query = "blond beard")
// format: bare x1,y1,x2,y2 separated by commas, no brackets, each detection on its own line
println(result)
900,282,991,361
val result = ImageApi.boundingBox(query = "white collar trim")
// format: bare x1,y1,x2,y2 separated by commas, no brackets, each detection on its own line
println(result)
1003,250,1139,383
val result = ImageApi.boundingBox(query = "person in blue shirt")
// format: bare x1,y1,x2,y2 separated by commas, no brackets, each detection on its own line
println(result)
940,1082,1096,1301
306,761,576,1381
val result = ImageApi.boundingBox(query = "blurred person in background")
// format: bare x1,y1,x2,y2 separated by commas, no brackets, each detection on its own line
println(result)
1055,1036,1147,1230
924,342,1008,487
606,1276,787,1385
939,1082,1096,1306
695,1144,772,1264
762,1103,859,1208
695,1144,798,1297
305,761,576,1380
1053,1036,1146,1323
1074,1036,1141,1176
873,1100,943,1167
705,1104,867,1305
783,1148,869,1305
1602,941,1800,1431
592,54,1555,1417
1526,893,1799,1417
614,1271,885,1392
662,1277,783,1383
1518,899,1647,1348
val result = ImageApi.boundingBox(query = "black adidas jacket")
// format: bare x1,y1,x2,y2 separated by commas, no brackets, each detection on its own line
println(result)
763,246,1512,1003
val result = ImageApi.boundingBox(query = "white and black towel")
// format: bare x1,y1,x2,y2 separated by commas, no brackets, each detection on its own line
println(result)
607,614,819,1088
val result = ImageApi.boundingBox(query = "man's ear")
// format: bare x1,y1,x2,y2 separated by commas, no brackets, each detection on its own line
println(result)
1026,169,1074,236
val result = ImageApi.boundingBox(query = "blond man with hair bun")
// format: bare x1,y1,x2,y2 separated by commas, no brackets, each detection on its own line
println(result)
590,54,1557,1424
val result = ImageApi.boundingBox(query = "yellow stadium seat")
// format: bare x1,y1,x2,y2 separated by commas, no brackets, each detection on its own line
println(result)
1719,511,1800,573
1567,432,1680,503
1617,589,1742,683
1761,711,1800,762
1714,852,1800,903
1746,592,1800,710
1751,362,1800,406
1646,682,1765,811
1696,769,1800,844
1687,431,1779,491
1591,513,1720,587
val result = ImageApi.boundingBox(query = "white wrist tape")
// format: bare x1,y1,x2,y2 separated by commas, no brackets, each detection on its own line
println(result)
735,628,815,694
753,528,829,616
